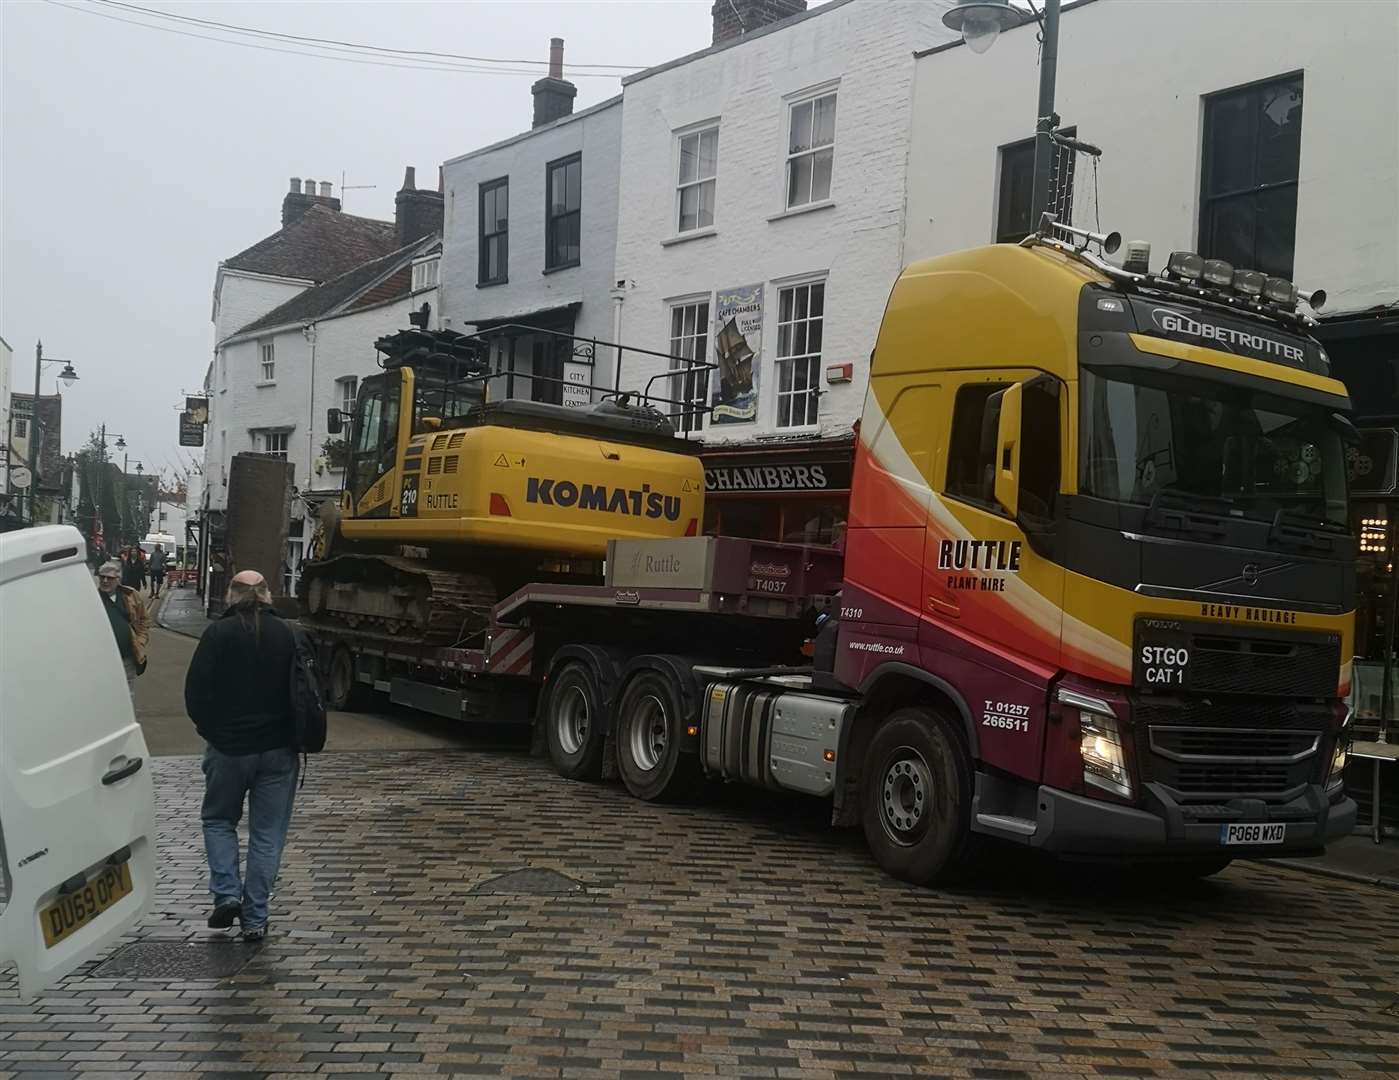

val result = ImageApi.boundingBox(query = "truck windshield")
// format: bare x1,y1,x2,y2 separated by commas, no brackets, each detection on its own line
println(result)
1080,367,1348,526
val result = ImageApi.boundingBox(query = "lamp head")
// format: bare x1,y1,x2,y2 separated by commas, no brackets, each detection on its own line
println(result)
941,0,1025,54
59,363,78,388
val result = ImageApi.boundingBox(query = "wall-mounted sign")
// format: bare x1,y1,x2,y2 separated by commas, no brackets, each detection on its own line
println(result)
704,458,853,494
711,283,763,425
185,396,209,425
179,412,205,447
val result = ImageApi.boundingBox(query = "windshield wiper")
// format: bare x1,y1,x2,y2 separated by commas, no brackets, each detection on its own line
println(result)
1269,508,1347,553
1143,487,1229,539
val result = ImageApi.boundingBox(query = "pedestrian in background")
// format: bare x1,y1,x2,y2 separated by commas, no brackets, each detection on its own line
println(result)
149,543,167,599
119,546,140,588
184,569,299,943
96,559,150,697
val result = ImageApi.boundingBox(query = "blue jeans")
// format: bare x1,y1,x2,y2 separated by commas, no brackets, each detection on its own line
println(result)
200,746,299,929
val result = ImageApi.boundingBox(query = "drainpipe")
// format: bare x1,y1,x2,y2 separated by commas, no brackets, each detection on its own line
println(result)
303,323,318,488
610,283,627,392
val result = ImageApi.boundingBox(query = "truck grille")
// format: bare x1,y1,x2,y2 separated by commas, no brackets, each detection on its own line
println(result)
1149,727,1319,761
1188,632,1339,697
1134,698,1329,731
1134,695,1325,799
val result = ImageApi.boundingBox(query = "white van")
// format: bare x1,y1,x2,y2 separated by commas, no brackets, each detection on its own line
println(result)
0,525,157,997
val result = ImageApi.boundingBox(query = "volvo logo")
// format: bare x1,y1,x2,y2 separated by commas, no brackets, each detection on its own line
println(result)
1241,563,1262,587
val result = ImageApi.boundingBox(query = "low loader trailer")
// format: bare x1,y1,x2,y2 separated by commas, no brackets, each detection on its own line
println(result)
308,220,1359,885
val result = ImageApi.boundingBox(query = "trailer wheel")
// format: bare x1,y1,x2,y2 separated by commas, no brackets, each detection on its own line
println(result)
545,662,606,781
861,707,975,886
326,645,368,712
616,670,700,802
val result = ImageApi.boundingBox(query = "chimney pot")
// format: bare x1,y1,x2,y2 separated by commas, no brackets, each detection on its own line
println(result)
319,180,333,197
282,174,342,226
402,166,416,191
531,37,577,129
289,176,301,193
303,179,316,195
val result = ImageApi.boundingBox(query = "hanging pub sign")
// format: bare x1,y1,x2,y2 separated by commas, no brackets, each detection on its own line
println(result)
185,396,210,424
179,411,205,447
711,283,763,424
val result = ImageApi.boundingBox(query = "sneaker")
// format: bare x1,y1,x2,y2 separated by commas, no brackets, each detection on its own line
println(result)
241,924,267,943
207,901,241,929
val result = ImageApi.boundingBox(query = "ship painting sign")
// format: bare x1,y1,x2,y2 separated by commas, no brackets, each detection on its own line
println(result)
711,283,763,425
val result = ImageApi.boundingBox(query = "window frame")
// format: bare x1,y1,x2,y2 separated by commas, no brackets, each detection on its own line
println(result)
994,127,1076,244
258,339,276,383
668,295,712,434
544,154,582,272
478,177,509,285
411,256,440,292
784,87,838,211
13,416,27,440
337,376,358,418
258,430,289,461
774,277,827,431
675,123,719,235
1198,72,1304,279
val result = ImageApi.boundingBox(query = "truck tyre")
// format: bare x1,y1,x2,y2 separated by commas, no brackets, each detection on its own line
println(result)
861,707,975,886
615,670,700,802
545,662,606,781
326,645,368,712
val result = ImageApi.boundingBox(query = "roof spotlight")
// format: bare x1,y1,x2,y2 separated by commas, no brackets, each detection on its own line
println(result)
1233,269,1266,297
1166,251,1204,281
1263,277,1297,306
1202,259,1234,287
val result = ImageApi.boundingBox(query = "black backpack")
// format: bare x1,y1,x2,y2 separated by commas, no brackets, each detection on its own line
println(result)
289,626,327,753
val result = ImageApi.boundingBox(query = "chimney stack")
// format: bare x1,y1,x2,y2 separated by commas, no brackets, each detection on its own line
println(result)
711,0,807,46
531,36,577,129
394,165,444,247
282,174,341,226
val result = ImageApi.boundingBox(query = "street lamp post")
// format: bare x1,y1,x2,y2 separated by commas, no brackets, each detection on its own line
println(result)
22,341,79,526
942,0,1062,221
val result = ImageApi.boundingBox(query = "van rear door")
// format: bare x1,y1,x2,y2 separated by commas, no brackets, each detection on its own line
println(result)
0,526,157,998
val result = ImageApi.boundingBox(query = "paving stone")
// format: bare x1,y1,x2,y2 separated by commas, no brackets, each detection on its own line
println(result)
0,751,1395,1078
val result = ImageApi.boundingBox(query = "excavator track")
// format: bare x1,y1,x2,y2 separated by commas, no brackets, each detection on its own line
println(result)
300,555,497,648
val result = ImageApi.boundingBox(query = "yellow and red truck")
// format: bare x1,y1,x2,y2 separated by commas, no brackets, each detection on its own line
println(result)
305,218,1357,883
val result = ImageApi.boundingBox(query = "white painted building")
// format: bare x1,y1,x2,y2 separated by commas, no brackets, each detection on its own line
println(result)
0,335,11,502
610,0,954,448
905,0,1399,319
440,48,623,403
147,499,187,554
214,237,441,591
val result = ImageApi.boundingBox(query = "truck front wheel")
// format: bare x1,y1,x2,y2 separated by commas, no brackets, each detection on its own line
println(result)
545,662,606,781
861,708,975,886
615,670,700,802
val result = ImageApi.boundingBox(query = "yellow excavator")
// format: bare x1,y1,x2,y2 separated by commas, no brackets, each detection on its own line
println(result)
301,327,707,647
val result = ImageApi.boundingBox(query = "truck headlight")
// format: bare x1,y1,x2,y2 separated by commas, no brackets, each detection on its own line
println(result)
1327,739,1349,793
1080,713,1133,798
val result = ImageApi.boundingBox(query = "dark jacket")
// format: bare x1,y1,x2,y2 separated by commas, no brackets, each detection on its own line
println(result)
184,604,297,755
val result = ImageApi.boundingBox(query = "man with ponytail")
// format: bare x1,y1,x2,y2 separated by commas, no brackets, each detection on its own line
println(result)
184,569,298,942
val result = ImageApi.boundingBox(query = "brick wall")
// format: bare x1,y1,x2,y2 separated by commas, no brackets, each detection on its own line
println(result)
711,0,807,45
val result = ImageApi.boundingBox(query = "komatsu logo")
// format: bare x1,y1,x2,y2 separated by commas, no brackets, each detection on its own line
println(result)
526,477,682,520
1152,307,1304,363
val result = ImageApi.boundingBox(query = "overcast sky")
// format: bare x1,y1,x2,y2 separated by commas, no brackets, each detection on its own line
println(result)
1,0,733,488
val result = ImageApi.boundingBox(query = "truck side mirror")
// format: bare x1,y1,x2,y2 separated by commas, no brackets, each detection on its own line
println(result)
326,407,342,435
994,381,1023,519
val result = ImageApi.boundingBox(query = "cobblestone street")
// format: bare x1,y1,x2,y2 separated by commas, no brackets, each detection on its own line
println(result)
2,749,1397,1079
